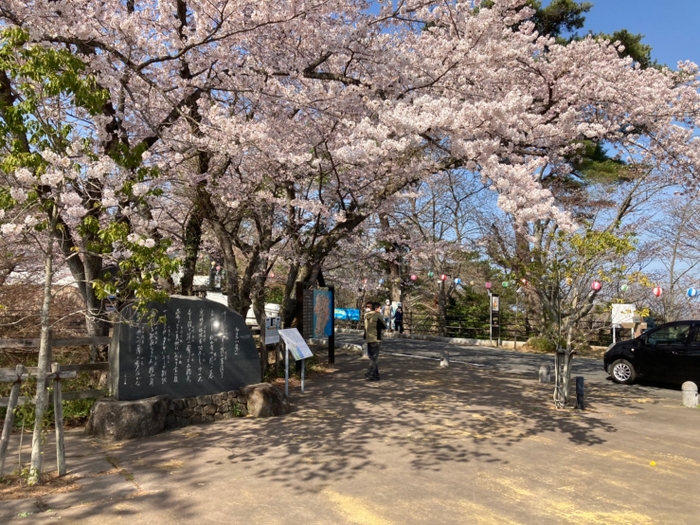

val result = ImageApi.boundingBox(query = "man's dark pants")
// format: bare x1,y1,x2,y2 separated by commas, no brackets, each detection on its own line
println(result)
366,342,381,380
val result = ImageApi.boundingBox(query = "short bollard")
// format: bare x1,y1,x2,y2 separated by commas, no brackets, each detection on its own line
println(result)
538,364,551,383
575,376,585,410
682,381,698,408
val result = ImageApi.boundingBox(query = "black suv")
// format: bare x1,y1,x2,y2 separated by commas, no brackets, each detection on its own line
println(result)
604,320,700,384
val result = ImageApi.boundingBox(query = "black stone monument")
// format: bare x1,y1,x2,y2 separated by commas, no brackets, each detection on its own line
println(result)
110,296,261,401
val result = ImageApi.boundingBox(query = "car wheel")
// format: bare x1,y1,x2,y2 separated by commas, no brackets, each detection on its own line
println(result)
610,359,636,384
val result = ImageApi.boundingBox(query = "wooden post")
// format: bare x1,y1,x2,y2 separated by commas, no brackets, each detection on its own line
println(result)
575,376,585,410
261,320,268,379
52,363,66,476
0,364,25,478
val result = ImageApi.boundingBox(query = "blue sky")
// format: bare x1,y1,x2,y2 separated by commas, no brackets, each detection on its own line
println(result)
557,1,700,68
370,2,700,68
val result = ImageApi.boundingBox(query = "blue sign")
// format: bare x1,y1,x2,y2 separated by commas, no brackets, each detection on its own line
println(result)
334,308,361,321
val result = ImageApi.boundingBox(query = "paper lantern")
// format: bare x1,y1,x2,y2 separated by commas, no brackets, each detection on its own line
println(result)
269,271,275,278
363,278,368,284
379,278,384,284
427,271,434,278
454,278,461,285
653,287,663,297
620,284,629,292
502,281,509,288
410,274,417,281
440,274,447,281
469,280,475,286
591,281,602,291
485,282,492,289
520,278,528,286
687,288,698,298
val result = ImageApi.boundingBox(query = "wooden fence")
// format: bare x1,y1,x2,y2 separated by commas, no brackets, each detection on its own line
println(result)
0,335,110,478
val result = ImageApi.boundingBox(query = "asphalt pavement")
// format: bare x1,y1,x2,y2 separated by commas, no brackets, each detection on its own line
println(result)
336,332,682,402
2,337,696,524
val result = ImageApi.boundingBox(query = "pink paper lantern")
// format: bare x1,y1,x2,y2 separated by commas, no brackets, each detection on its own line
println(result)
410,274,417,281
485,282,492,289
653,287,663,297
591,281,602,291
269,271,275,278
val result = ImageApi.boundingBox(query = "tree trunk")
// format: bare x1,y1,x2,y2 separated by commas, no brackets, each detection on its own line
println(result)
29,233,55,485
437,280,447,336
282,262,302,328
179,202,205,296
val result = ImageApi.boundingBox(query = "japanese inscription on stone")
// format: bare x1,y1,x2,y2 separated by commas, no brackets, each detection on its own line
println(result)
110,296,260,401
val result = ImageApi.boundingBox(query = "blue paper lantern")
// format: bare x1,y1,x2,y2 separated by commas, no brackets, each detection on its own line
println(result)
688,288,698,298
454,278,461,285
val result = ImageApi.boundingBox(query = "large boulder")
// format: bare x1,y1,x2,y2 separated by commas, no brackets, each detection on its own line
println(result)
240,383,290,417
85,396,169,441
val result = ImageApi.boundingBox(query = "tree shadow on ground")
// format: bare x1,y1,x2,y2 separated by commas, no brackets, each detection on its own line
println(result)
95,347,646,514
4,351,689,522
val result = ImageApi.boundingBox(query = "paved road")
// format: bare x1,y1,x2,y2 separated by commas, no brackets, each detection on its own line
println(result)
336,332,683,401
4,343,698,524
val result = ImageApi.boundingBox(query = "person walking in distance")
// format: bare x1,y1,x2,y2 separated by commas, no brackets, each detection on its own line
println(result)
364,301,386,381
382,299,393,331
393,304,404,334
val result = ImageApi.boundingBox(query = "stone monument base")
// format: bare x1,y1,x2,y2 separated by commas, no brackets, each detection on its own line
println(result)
166,391,248,429
85,396,169,441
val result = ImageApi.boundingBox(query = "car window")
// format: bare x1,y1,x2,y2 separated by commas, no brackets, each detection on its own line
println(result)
648,325,691,344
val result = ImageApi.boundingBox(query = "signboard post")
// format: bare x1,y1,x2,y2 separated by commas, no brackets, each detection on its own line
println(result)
262,316,281,377
490,294,500,346
264,316,281,345
278,328,315,396
612,304,636,342
296,280,335,365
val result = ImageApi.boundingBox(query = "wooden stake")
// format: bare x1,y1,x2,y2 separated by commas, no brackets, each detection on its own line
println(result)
52,363,66,476
0,365,24,478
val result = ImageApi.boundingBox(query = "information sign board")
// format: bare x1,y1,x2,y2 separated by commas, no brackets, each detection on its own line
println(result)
612,304,636,325
264,316,281,345
278,329,314,360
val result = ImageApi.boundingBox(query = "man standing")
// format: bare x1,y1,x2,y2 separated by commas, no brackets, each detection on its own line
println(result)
393,305,404,334
364,302,386,381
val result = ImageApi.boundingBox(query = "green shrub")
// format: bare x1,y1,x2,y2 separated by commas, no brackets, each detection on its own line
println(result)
527,336,556,353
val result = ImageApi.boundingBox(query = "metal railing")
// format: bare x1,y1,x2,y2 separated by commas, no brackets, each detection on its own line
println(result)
401,312,614,347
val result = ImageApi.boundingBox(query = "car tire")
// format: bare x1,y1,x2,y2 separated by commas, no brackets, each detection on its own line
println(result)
610,359,637,384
